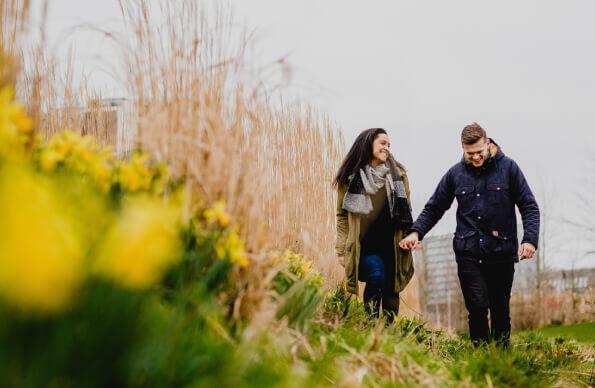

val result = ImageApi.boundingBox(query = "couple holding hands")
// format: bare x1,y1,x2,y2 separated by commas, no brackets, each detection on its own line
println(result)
334,123,540,346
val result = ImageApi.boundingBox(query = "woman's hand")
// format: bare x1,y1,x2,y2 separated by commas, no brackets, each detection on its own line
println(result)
337,255,345,268
399,232,420,250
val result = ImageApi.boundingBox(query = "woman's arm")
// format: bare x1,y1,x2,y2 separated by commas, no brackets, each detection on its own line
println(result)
335,184,349,258
402,171,412,207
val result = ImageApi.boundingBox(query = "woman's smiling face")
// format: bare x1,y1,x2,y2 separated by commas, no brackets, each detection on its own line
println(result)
371,133,390,165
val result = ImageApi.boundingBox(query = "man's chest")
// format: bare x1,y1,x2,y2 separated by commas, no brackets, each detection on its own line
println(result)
453,168,511,208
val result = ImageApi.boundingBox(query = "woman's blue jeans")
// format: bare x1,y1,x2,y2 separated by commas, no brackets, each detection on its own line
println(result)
359,254,399,319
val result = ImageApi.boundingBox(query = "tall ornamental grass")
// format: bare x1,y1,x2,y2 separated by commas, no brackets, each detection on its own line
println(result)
10,0,346,284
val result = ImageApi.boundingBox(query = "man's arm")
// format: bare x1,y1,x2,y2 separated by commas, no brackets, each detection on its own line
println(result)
510,160,540,250
410,170,455,240
405,170,455,245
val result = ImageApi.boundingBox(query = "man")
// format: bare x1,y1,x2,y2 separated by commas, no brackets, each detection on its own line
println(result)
399,123,539,346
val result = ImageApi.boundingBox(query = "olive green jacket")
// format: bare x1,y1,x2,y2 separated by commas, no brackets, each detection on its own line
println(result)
335,170,414,296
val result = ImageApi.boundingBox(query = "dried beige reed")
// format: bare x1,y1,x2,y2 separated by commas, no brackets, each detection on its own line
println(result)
117,0,346,283
1,0,30,53
511,288,595,329
12,0,355,289
0,0,32,87
4,0,101,140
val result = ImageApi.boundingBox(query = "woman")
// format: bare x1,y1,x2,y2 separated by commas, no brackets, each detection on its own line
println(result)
333,128,414,319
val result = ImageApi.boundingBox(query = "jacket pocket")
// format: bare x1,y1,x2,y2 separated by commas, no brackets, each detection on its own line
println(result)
485,231,515,257
455,186,475,211
344,240,356,278
486,183,510,206
395,249,414,293
455,186,474,196
453,230,477,256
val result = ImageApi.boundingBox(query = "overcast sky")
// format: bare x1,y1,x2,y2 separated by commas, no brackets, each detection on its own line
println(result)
33,0,595,268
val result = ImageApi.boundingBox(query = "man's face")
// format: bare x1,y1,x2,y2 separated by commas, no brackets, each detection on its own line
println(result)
462,138,490,167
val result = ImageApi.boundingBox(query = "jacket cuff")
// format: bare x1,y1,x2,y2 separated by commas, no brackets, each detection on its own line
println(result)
521,238,538,249
407,227,425,241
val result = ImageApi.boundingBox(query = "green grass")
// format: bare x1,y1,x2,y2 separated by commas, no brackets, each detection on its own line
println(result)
530,322,595,344
314,290,594,387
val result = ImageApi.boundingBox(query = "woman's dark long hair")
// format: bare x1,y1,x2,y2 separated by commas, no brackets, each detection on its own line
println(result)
333,128,387,187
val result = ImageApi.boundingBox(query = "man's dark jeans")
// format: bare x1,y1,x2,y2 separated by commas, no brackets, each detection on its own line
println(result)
359,254,399,320
457,258,515,347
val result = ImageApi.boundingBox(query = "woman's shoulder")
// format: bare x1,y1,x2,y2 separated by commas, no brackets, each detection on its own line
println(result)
337,173,355,188
394,160,407,175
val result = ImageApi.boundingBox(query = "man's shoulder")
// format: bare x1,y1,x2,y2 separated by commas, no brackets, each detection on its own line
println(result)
499,155,521,171
446,161,464,175
434,163,464,188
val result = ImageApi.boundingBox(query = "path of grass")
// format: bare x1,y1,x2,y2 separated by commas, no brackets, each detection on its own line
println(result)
530,322,595,344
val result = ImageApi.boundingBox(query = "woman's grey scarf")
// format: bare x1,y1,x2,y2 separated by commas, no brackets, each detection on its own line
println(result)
343,155,413,229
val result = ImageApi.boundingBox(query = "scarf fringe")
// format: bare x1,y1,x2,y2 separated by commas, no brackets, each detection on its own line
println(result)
342,192,373,214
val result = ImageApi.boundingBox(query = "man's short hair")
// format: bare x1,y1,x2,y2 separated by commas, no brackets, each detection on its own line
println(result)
461,123,487,145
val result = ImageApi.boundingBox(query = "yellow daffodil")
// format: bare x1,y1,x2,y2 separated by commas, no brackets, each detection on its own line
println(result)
204,200,231,227
276,250,323,287
118,152,152,192
94,197,182,289
215,226,249,267
0,164,85,313
39,148,63,172
0,86,33,155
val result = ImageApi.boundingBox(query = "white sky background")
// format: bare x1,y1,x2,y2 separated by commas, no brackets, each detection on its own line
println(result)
31,0,595,269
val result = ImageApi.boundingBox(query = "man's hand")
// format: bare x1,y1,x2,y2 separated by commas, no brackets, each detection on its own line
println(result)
519,243,536,260
399,232,420,250
337,255,345,268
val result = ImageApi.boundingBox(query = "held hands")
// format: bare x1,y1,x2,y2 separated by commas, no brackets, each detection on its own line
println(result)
398,232,420,250
398,232,535,258
519,243,536,260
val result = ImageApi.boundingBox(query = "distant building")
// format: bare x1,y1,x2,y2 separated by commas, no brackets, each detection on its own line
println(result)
45,98,135,157
81,98,135,157
544,268,595,293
